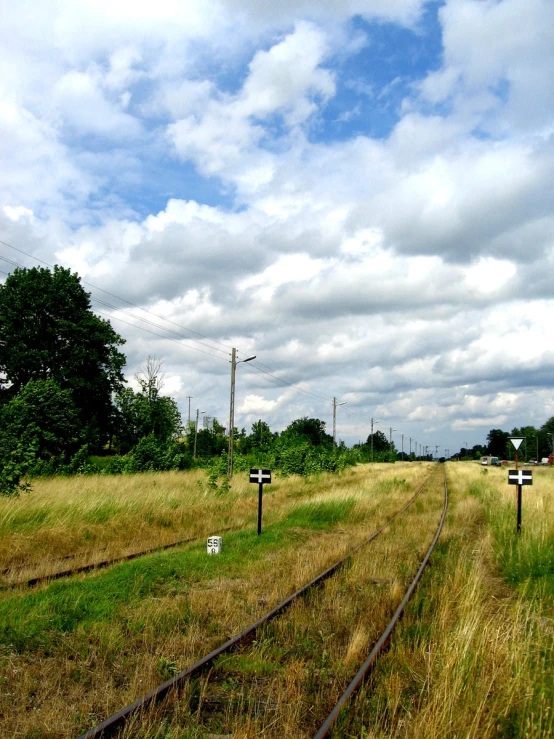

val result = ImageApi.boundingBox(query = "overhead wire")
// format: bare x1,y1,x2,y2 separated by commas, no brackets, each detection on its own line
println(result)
0,238,233,357
0,238,342,408
94,310,230,364
0,237,386,435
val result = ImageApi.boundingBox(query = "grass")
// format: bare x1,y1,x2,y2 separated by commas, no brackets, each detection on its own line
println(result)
342,462,554,738
0,462,432,738
4,461,550,737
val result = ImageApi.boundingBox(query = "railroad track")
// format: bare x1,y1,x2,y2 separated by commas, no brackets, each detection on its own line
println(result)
0,526,238,589
78,466,447,738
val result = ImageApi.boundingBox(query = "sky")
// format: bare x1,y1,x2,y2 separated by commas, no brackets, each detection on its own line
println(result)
1,0,553,455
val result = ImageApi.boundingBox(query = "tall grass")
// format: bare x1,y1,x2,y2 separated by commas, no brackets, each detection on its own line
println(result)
343,462,554,738
0,463,434,737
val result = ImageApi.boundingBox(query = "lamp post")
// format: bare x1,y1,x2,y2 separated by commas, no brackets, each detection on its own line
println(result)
193,409,204,459
389,427,396,459
332,397,347,447
371,418,379,463
228,348,256,479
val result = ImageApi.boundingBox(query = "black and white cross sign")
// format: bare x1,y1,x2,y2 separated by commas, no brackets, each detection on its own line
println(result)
249,469,272,484
250,469,272,535
508,469,533,486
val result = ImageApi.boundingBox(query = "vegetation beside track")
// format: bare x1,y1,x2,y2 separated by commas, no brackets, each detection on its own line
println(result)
343,463,554,738
0,463,433,738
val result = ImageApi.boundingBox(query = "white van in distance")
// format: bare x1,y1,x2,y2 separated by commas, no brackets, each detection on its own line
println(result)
481,456,500,466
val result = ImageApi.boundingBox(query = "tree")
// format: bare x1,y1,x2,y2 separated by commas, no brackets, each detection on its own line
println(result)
281,417,333,448
0,266,126,448
241,420,276,453
113,386,182,454
486,428,510,458
0,379,82,494
539,417,554,459
366,430,390,452
134,355,166,400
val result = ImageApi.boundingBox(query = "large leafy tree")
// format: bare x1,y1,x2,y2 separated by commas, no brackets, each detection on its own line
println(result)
486,428,510,457
281,417,333,448
0,266,126,448
0,379,82,494
0,379,81,460
114,387,182,453
241,420,276,453
366,430,390,452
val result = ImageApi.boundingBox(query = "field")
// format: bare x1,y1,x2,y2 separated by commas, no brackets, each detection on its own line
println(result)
0,462,552,737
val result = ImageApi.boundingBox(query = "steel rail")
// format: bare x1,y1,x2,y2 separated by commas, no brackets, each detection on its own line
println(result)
1,526,238,589
77,471,435,739
313,467,448,738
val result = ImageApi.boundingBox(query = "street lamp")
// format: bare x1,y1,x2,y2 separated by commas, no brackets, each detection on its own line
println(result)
332,397,347,447
228,348,256,479
389,427,396,459
371,418,379,463
193,409,205,459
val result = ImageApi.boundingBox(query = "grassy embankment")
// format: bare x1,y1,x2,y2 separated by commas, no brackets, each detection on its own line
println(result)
0,462,434,738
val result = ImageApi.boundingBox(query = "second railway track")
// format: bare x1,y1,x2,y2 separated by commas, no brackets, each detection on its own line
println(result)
78,465,448,739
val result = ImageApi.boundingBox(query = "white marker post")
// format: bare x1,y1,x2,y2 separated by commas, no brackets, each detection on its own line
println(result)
508,437,528,533
249,469,272,535
207,536,222,554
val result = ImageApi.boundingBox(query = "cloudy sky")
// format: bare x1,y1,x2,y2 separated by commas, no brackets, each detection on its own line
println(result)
1,0,553,454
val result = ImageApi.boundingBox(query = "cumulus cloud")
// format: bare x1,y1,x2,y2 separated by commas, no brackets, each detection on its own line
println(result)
1,0,554,453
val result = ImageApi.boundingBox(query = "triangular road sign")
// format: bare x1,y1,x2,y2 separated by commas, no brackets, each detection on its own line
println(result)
509,437,525,450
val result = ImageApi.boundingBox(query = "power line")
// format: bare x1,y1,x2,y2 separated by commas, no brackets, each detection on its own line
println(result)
0,237,393,436
94,310,230,364
0,252,230,364
0,237,233,357
89,295,230,359
0,239,338,406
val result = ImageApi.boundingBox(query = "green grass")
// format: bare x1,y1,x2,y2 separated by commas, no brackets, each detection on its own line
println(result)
0,500,357,654
284,498,356,529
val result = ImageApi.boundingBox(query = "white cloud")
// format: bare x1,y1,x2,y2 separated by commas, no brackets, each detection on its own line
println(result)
54,70,142,138
168,22,335,179
1,0,554,456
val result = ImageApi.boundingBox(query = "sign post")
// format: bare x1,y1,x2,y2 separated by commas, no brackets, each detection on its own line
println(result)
249,469,272,535
508,437,530,533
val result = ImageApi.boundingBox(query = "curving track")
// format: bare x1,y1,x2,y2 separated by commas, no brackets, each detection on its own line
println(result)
77,466,447,739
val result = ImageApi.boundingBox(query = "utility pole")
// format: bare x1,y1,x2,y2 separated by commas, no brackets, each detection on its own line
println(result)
186,396,193,425
401,434,404,460
409,437,412,457
389,427,396,455
371,418,379,463
332,397,346,447
193,409,204,459
228,348,237,479
228,348,256,479
435,445,440,459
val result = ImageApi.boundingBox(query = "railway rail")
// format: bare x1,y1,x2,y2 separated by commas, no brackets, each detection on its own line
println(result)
78,467,447,739
0,526,238,589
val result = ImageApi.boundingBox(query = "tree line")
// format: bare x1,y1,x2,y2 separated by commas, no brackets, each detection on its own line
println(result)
3,266,549,495
454,423,554,462
0,266,358,494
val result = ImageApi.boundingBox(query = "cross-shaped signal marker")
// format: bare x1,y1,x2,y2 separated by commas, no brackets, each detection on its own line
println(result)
249,469,272,484
508,469,533,486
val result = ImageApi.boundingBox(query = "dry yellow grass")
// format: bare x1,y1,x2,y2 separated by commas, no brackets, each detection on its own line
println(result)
0,462,435,738
344,462,554,738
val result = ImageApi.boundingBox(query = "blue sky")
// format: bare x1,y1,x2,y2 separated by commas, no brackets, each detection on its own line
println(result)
1,0,553,454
